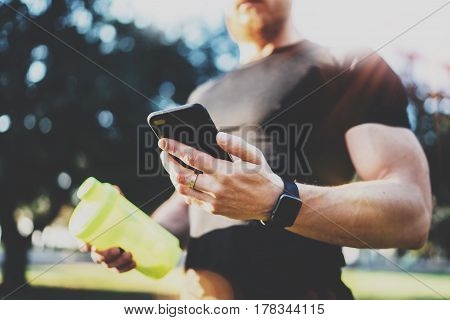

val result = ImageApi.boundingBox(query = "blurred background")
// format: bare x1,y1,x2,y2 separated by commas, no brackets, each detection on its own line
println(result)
0,0,449,299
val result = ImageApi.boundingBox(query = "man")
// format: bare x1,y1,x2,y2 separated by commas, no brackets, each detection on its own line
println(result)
88,0,431,299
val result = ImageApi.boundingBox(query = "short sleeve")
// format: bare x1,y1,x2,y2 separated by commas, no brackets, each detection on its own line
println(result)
344,50,410,129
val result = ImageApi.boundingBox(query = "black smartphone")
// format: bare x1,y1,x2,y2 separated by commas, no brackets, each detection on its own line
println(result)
147,103,233,172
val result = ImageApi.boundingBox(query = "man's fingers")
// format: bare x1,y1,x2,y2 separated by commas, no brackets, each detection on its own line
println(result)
216,132,264,164
79,242,91,253
91,250,103,264
92,247,121,264
107,252,134,269
161,151,219,193
112,185,123,195
116,261,137,273
160,151,183,175
90,246,136,273
176,183,216,206
159,138,217,173
161,151,191,188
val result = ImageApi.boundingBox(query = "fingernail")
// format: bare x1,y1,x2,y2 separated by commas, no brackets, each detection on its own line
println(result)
160,150,167,161
216,132,227,143
158,139,167,149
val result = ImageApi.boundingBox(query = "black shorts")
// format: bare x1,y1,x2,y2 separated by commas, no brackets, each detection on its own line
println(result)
185,223,353,299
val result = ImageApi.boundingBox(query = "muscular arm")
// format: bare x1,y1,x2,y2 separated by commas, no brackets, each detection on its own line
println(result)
157,124,432,250
287,123,432,249
152,192,190,248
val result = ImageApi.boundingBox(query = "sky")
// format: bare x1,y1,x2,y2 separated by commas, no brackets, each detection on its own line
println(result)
103,0,449,94
108,0,450,64
17,0,450,104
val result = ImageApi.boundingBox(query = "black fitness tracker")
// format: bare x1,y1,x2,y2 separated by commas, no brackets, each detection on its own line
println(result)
261,177,302,228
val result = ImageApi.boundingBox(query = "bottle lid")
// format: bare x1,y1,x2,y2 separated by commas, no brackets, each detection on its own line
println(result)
70,177,116,240
77,177,101,200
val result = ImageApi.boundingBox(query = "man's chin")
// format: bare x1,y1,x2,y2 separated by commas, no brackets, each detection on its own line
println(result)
226,11,270,43
237,16,264,32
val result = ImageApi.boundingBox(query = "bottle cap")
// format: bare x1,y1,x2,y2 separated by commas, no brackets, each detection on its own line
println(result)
77,177,101,200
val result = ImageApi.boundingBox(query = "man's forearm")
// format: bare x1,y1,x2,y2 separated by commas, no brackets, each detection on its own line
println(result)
286,179,431,249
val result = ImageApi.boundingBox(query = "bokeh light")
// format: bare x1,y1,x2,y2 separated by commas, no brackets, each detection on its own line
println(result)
26,61,47,84
23,114,36,130
20,0,51,16
31,44,48,60
38,117,52,133
98,24,116,43
57,172,72,190
17,216,34,237
97,110,114,128
0,114,12,133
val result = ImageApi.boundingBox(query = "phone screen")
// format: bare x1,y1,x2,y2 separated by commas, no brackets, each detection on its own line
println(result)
148,104,232,171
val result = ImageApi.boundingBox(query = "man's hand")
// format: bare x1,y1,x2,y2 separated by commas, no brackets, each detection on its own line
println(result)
79,185,136,273
159,132,284,221
81,244,136,273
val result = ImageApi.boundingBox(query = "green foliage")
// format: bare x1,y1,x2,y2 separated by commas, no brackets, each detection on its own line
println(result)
0,0,201,224
0,0,231,288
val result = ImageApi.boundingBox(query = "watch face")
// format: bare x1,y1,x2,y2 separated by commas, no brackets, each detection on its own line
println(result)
272,194,301,227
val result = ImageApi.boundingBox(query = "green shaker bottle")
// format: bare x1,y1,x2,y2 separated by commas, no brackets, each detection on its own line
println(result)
69,177,181,279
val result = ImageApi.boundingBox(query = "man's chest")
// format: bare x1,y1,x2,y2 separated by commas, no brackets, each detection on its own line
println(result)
196,60,318,130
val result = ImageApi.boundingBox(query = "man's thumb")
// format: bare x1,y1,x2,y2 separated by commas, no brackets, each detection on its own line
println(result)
216,132,263,164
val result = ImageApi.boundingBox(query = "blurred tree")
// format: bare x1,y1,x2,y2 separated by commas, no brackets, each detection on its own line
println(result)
400,54,450,258
418,97,450,256
0,0,209,292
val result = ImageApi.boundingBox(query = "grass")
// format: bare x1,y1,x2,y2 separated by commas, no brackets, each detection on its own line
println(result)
28,263,184,297
1,264,450,299
342,269,450,299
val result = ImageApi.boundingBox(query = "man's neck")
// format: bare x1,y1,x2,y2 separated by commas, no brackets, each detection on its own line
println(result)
237,21,302,65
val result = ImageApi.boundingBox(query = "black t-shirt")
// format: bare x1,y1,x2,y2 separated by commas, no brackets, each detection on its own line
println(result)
184,40,409,299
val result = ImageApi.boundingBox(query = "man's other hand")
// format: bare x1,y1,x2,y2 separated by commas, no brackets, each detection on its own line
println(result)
81,244,136,273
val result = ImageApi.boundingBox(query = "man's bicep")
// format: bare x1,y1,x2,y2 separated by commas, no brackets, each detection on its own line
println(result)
345,123,432,239
345,124,429,185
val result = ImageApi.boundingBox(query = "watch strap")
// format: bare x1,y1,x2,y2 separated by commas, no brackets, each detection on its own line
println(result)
262,177,302,228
